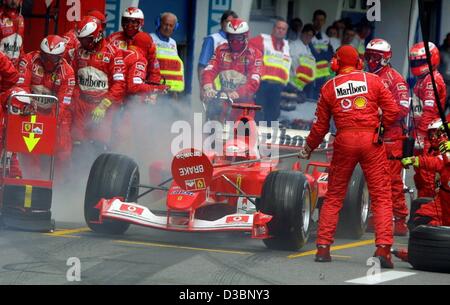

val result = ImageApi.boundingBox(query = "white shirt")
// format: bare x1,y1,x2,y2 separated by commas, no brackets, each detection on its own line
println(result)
329,37,341,52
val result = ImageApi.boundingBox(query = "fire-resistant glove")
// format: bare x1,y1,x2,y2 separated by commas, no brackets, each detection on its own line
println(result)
439,123,450,133
203,84,217,99
298,144,312,159
401,156,419,169
439,141,450,154
91,98,112,123
228,91,239,100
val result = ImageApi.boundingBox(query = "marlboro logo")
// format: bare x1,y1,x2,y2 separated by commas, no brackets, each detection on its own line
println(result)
335,80,368,98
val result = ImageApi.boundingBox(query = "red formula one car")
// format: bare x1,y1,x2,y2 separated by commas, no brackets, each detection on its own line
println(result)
84,104,369,250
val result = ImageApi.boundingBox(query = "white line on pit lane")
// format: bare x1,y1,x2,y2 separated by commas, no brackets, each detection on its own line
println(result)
346,271,416,285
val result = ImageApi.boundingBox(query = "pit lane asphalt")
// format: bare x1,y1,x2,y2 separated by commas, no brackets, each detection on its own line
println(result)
0,156,448,285
2,222,449,285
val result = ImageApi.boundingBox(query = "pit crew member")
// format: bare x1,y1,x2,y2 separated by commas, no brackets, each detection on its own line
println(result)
72,16,126,147
0,0,24,67
410,42,447,199
365,38,411,236
17,35,75,177
299,45,399,268
108,7,161,86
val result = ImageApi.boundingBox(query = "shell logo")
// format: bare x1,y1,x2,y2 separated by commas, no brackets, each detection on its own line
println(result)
354,97,367,109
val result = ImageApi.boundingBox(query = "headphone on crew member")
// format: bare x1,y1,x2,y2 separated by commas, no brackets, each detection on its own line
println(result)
330,52,364,72
155,13,180,31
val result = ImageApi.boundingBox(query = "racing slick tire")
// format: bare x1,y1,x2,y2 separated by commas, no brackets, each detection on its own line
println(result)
408,225,450,273
261,171,312,251
84,153,139,235
337,165,370,239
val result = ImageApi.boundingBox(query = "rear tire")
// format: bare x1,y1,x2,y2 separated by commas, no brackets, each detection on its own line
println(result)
337,165,370,239
260,171,312,251
408,225,450,273
84,153,139,235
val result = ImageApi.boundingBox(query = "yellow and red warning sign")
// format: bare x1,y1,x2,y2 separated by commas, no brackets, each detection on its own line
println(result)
6,114,57,155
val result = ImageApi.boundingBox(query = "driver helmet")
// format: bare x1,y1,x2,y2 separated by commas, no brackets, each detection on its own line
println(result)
410,42,440,77
225,18,249,53
427,118,447,149
224,139,249,162
122,7,144,38
40,35,66,72
365,38,392,73
8,87,36,116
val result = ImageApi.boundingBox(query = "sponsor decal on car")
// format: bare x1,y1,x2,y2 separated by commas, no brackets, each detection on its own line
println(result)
225,215,250,224
170,190,195,196
119,204,144,216
185,178,206,191
318,173,328,182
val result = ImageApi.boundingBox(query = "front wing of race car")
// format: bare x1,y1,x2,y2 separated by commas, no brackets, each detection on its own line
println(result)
96,198,272,238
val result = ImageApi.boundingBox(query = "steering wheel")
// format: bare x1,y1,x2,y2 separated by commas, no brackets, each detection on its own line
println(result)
231,103,262,111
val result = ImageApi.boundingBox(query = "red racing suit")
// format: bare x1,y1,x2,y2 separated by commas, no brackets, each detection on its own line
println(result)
0,50,18,91
108,31,161,85
72,40,126,145
413,154,450,226
202,44,263,119
62,28,80,65
0,6,24,67
306,70,399,246
0,87,26,178
414,71,447,198
17,51,75,176
124,48,162,95
378,65,411,219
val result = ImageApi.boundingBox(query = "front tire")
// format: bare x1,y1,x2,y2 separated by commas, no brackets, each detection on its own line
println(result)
84,153,140,235
260,171,312,251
